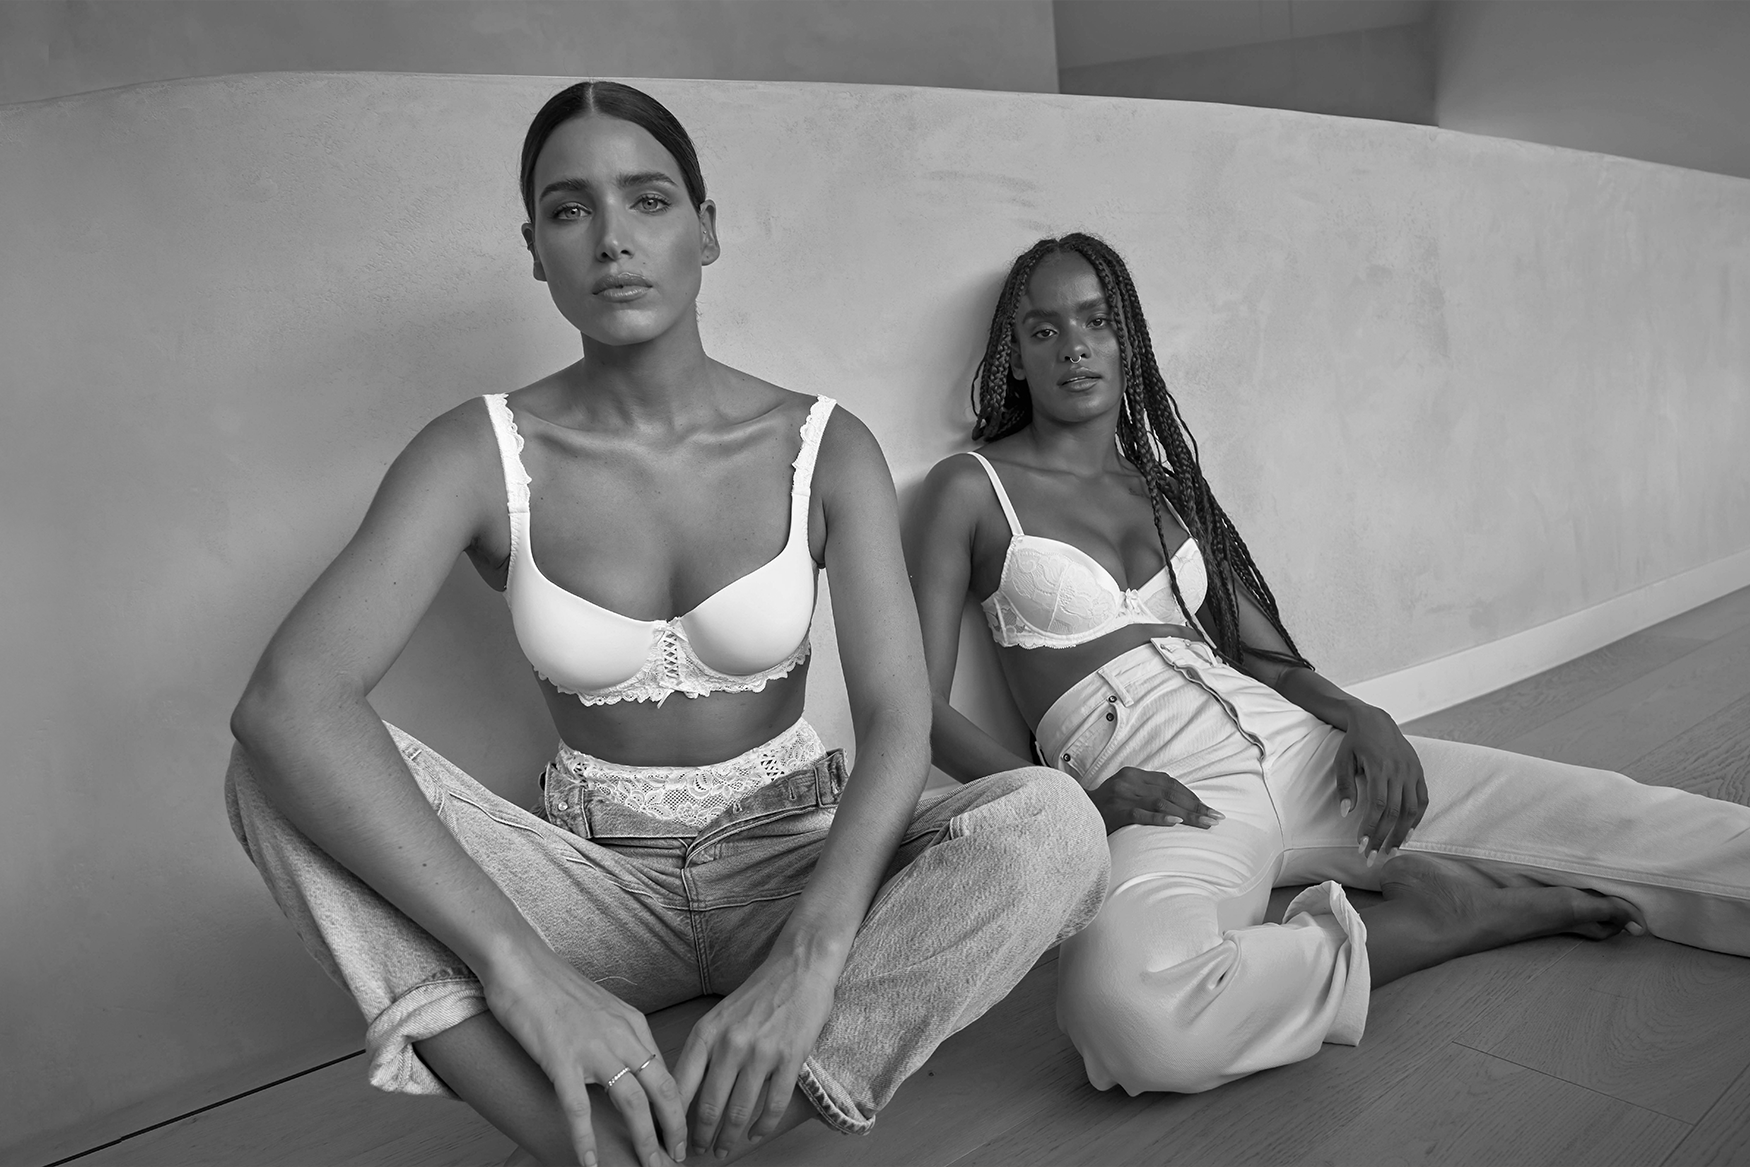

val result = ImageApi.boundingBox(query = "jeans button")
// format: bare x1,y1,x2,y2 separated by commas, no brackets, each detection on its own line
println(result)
1106,710,1116,721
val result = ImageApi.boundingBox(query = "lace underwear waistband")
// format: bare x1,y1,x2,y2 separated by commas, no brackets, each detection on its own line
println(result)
546,719,826,829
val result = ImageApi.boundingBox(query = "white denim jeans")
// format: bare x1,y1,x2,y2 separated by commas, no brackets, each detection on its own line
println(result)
1038,638,1750,1096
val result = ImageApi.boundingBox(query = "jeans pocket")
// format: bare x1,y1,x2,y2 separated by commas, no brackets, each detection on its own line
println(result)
1057,695,1126,788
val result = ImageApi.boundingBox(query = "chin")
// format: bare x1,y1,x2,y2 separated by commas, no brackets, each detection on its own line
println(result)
1053,391,1120,422
563,303,677,347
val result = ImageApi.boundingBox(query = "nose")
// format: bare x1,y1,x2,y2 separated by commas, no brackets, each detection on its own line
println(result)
594,205,632,263
1062,330,1091,364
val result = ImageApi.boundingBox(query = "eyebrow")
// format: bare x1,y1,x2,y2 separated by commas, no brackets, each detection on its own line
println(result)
537,171,681,202
1019,296,1109,324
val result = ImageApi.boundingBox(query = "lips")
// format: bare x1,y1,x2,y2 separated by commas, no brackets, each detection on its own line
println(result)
1058,370,1102,387
592,272,653,298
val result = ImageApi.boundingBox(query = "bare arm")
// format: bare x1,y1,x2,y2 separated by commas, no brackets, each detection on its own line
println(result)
905,456,1035,783
231,403,539,984
675,409,935,1155
784,410,934,976
1226,580,1426,859
230,402,685,1167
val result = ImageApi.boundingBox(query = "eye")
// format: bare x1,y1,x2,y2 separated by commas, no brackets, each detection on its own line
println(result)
552,202,587,221
634,193,671,212
1089,314,1110,328
1031,326,1057,340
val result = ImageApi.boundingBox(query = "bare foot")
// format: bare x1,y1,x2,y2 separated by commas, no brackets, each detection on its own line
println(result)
1362,854,1642,986
1383,853,1641,942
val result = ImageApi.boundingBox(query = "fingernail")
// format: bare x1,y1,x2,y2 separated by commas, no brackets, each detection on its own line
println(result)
1357,837,1369,855
715,1150,728,1161
585,1156,598,1167
1626,921,1646,936
1340,799,1353,818
1366,850,1377,868
750,1134,764,1144
1165,815,1182,826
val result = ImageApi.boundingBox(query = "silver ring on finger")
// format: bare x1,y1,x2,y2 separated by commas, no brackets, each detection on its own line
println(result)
605,1065,632,1089
634,1053,657,1073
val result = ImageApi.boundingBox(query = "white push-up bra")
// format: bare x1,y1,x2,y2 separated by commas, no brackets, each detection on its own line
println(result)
966,451,1208,651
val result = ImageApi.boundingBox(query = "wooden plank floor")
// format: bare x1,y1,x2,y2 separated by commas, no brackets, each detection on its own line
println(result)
56,586,1750,1167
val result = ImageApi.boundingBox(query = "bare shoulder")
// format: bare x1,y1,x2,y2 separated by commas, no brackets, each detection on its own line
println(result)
920,448,1000,514
813,398,883,464
377,395,507,555
396,396,502,489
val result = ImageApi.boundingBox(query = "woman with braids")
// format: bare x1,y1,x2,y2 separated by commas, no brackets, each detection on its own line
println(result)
907,232,1750,1095
225,86,1108,1167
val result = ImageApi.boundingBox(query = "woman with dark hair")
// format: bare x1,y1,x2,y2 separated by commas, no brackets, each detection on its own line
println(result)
908,232,1750,1096
225,85,1107,1166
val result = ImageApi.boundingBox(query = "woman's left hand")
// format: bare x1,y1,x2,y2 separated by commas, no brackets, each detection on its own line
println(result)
674,945,838,1159
1334,703,1427,863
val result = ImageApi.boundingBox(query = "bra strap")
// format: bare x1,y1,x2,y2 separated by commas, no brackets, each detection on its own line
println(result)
967,451,1024,537
788,396,836,545
482,395,532,515
482,395,533,583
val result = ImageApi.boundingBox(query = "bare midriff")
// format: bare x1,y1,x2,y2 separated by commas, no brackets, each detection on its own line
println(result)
541,664,812,767
997,622,1203,730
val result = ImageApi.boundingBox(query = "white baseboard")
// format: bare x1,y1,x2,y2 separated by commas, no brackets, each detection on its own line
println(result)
1341,547,1750,723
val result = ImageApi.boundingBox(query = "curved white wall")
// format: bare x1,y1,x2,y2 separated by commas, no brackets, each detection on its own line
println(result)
2,72,1747,1155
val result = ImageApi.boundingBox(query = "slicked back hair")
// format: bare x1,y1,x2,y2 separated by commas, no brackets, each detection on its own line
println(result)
970,233,1311,671
519,81,706,221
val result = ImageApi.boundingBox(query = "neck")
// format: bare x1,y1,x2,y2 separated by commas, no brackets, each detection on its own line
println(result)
565,310,717,427
1022,408,1126,474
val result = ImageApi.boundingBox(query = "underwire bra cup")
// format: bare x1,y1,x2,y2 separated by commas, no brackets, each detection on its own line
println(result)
484,393,836,704
1006,543,1122,636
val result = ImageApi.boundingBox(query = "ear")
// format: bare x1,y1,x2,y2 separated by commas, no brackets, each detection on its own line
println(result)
1007,331,1025,382
521,222,546,283
697,200,721,267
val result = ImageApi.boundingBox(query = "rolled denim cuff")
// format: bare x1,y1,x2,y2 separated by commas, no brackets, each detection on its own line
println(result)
364,973,489,1096
1282,879,1370,1046
798,1057,876,1135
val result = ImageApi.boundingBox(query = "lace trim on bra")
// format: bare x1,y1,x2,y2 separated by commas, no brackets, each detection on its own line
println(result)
537,627,810,706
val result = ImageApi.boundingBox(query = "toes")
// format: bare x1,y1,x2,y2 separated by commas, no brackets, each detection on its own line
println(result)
1572,891,1643,940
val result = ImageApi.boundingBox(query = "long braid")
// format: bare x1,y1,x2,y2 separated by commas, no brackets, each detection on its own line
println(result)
970,234,1311,671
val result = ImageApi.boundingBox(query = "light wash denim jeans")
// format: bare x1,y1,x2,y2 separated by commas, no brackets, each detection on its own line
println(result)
1040,638,1750,1097
225,723,1109,1134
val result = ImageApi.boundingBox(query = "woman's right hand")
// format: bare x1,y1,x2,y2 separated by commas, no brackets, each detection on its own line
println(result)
1087,766,1224,834
483,947,689,1167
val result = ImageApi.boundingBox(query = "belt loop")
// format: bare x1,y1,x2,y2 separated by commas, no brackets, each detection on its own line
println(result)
1095,663,1137,707
816,749,848,808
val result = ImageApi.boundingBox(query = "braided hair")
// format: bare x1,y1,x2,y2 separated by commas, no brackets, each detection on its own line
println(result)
971,233,1311,672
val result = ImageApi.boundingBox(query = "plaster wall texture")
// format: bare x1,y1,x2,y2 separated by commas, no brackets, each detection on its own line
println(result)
0,0,1058,106
1436,0,1750,181
3,72,1748,1154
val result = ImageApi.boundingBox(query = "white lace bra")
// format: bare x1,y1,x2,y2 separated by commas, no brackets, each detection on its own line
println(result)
484,394,834,705
967,452,1209,651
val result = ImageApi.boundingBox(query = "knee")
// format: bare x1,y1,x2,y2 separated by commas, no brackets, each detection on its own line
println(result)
1059,946,1233,1095
968,766,1110,911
